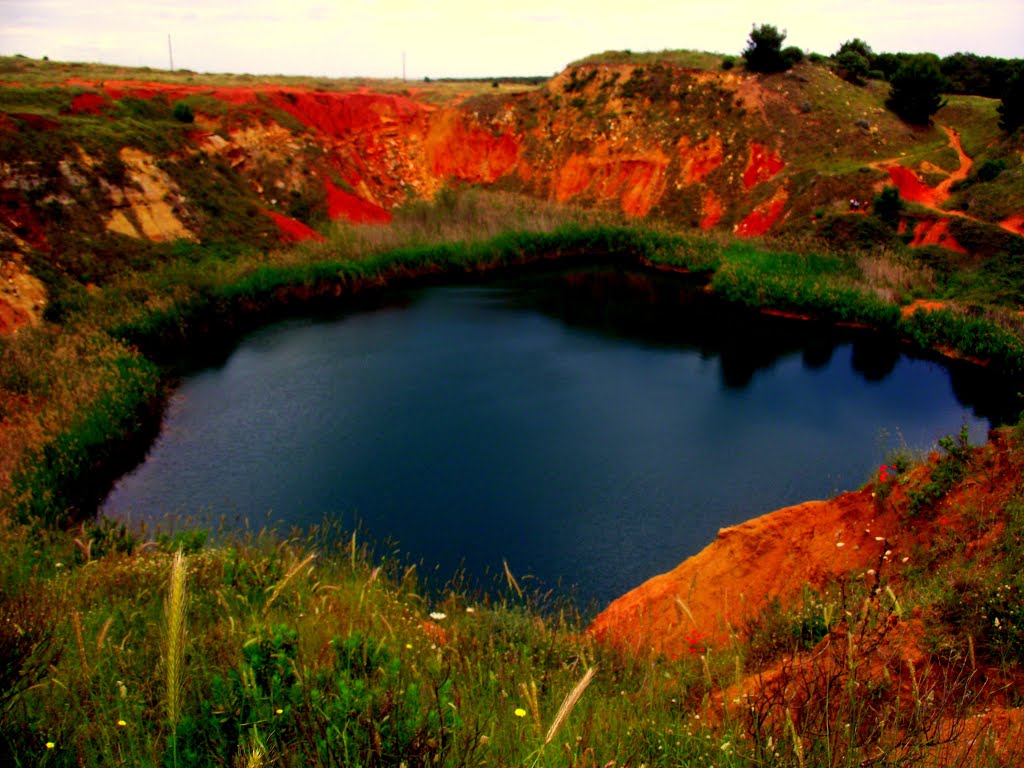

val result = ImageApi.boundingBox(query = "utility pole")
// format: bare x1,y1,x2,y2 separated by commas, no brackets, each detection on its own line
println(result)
168,34,174,71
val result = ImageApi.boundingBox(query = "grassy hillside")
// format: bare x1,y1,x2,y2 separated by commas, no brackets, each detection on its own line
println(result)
2,49,1024,765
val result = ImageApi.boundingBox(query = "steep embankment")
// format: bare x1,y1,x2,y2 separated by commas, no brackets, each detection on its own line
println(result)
590,427,1023,657
3,56,1023,334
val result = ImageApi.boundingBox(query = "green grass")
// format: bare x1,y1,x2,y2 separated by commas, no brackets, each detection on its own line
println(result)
568,49,731,70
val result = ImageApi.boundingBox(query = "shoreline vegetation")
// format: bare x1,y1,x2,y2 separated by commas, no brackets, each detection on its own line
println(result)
4,201,1024,763
6,211,1024,527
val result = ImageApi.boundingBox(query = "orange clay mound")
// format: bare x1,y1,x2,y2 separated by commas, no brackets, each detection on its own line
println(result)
589,486,899,659
909,218,967,253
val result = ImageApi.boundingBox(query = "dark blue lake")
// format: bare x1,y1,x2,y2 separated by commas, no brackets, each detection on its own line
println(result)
101,268,1015,608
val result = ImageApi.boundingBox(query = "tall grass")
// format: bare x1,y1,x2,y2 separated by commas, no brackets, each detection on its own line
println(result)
165,549,189,765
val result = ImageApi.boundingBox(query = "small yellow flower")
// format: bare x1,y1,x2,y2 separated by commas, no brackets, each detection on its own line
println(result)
405,643,413,649
275,708,284,715
514,708,526,718
117,719,127,727
45,742,55,749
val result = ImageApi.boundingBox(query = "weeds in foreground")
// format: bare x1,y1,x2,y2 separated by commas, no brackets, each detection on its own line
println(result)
4,446,1024,768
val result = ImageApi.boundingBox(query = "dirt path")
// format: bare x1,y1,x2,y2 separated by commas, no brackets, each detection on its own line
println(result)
872,124,1024,238
934,125,972,201
872,124,970,211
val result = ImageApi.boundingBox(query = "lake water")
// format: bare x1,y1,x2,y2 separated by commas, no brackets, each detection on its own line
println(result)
101,268,1013,608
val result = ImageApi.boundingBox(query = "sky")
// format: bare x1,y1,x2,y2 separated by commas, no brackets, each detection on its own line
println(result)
1,0,1021,80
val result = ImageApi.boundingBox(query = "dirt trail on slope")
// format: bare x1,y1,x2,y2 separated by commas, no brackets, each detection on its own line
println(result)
872,124,1024,241
875,125,969,211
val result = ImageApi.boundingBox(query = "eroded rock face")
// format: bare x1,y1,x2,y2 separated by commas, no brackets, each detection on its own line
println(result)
105,148,194,241
0,257,46,333
2,62,1021,333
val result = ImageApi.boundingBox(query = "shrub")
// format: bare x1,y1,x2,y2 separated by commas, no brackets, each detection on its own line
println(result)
836,50,871,85
904,426,973,517
742,23,793,74
721,55,736,71
873,186,904,227
976,158,1008,182
782,46,804,66
886,54,948,124
172,101,194,124
837,38,874,62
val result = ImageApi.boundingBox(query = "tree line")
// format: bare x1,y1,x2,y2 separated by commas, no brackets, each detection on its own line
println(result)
741,24,1024,131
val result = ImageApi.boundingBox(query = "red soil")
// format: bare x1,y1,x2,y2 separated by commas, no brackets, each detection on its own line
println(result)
423,108,520,184
879,127,972,211
883,163,935,206
700,190,724,230
264,210,326,243
0,191,49,250
8,113,59,131
591,432,1022,661
323,179,392,225
1001,213,1024,236
678,134,723,184
554,149,669,218
0,301,32,335
271,90,427,138
909,218,967,253
901,298,948,318
742,143,784,190
69,92,110,115
734,189,788,237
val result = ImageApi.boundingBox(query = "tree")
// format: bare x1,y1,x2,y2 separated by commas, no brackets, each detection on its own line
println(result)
835,39,873,85
742,24,792,74
998,65,1024,133
886,54,948,124
837,38,874,61
836,50,870,85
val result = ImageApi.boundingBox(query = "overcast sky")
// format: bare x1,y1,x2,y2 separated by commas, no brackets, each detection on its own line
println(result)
1,0,1020,80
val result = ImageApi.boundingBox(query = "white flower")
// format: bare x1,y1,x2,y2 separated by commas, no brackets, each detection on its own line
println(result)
429,611,447,621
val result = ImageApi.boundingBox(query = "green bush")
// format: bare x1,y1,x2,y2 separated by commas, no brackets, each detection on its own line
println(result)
976,158,1008,182
836,50,871,85
742,24,793,74
873,185,904,227
172,101,194,124
886,54,948,124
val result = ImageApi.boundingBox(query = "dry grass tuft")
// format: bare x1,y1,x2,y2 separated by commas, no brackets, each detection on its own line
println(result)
164,549,189,728
544,665,597,746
